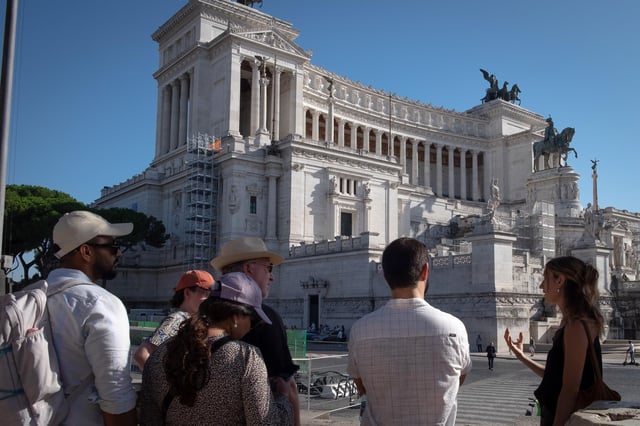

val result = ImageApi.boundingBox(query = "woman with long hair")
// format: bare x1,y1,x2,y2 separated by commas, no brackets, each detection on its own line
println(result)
504,256,605,426
140,272,292,425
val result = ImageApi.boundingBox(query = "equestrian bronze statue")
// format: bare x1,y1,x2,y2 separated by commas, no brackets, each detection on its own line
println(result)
532,117,577,171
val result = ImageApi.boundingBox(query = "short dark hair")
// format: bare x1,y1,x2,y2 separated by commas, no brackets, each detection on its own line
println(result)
381,238,429,289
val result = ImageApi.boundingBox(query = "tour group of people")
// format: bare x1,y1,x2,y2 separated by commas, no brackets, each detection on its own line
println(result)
33,209,620,425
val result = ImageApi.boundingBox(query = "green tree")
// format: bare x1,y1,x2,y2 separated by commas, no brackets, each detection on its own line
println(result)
4,185,168,284
3,185,85,282
95,207,168,252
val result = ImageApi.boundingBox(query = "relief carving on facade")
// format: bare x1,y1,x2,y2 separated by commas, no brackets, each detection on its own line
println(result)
228,185,240,214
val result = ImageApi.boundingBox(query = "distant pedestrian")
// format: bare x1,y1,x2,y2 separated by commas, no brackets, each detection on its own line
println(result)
486,342,496,370
529,336,536,357
627,340,636,365
476,334,483,352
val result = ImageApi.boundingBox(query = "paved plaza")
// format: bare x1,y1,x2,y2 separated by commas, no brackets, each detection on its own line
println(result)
298,344,640,425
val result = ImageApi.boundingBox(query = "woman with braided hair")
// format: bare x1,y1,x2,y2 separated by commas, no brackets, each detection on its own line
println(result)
139,272,292,425
505,256,606,426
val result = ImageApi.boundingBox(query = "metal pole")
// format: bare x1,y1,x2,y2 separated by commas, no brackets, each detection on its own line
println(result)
0,0,19,295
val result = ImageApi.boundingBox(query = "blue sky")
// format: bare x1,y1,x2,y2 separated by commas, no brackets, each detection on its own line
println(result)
3,0,639,213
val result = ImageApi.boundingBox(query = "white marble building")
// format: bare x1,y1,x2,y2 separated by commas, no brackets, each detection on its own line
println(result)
95,0,640,348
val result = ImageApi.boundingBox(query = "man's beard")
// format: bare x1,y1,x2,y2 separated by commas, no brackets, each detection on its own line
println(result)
102,268,118,280
95,261,118,281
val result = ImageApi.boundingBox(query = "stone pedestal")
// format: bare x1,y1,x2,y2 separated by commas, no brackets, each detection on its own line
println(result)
527,166,582,218
572,245,613,294
467,230,518,292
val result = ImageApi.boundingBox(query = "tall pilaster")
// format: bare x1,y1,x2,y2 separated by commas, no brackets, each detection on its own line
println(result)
160,85,171,155
375,130,382,155
178,74,190,146
170,80,180,149
228,51,242,138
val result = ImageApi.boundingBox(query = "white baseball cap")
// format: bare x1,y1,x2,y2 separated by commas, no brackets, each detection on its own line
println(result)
53,210,133,258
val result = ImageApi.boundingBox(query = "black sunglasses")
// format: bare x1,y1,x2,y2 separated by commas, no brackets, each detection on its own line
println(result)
86,242,120,254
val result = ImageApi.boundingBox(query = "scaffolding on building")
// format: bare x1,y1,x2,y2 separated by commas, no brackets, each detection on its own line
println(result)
185,133,220,270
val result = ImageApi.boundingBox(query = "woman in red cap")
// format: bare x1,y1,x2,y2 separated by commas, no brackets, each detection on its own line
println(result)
133,270,214,371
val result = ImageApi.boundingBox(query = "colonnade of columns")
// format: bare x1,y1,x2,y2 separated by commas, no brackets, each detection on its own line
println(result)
158,72,192,156
305,109,488,201
249,58,283,141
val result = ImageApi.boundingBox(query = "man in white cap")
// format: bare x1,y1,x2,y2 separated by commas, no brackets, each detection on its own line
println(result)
211,236,300,426
47,210,137,425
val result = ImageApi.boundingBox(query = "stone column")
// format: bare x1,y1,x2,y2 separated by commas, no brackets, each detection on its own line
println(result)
312,110,319,141
483,152,491,202
399,136,407,174
362,126,370,151
472,150,479,201
250,61,260,136
460,148,467,200
178,73,190,146
160,85,172,155
375,129,382,155
448,146,455,198
423,141,431,188
435,144,443,196
256,73,270,144
350,122,357,149
169,80,180,150
272,68,281,140
327,99,334,143
337,118,345,148
411,140,419,185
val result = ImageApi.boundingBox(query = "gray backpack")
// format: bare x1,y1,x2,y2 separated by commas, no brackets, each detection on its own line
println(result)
0,279,90,425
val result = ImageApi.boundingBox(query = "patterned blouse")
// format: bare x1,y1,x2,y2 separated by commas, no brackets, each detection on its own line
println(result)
148,309,190,346
139,336,293,425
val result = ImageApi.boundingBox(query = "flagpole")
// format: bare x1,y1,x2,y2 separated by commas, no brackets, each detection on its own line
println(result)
0,0,19,294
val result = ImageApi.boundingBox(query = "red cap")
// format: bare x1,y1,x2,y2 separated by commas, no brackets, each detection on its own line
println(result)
174,270,214,292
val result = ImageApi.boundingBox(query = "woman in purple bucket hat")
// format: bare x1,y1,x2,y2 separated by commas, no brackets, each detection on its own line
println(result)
139,272,293,425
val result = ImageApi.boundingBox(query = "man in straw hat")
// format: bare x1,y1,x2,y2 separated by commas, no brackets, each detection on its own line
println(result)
211,237,300,425
47,210,137,425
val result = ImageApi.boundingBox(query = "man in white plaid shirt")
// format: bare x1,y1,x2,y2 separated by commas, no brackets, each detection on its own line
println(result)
348,238,472,425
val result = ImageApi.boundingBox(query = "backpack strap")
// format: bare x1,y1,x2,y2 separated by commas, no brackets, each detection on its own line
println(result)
45,279,96,404
161,336,233,423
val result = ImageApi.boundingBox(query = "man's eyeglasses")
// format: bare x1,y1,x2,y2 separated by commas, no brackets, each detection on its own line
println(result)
251,262,273,273
86,242,120,255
